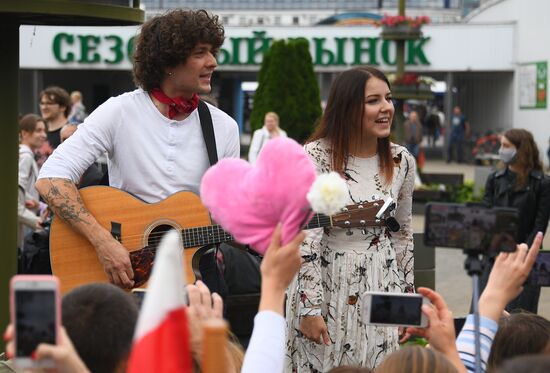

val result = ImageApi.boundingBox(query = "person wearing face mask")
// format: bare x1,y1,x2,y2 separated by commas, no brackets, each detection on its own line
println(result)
479,128,550,313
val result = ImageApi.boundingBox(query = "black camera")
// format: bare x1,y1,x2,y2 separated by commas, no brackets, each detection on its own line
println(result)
424,203,519,253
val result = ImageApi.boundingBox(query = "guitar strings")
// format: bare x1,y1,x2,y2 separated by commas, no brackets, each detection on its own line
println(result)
75,215,332,252
62,202,384,251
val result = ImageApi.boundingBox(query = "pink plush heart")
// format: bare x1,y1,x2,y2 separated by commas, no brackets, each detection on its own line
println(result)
200,137,316,255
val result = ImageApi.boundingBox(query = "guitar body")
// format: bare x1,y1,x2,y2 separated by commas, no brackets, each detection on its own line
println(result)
50,186,212,294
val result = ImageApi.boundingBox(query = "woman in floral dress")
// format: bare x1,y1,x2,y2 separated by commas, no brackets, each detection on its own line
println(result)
285,66,415,372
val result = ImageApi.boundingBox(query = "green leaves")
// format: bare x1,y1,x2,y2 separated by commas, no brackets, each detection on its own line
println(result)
250,39,322,143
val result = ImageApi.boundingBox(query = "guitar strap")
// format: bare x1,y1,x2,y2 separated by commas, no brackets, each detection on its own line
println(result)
197,100,226,294
198,100,218,166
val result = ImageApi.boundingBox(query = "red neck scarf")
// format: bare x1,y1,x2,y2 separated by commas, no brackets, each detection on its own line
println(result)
150,88,199,119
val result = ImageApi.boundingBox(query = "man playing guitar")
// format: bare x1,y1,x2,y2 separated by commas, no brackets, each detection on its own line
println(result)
36,10,240,289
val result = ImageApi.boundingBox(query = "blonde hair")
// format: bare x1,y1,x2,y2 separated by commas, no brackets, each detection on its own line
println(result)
264,111,279,123
226,336,244,372
192,332,244,373
71,90,82,101
375,346,458,373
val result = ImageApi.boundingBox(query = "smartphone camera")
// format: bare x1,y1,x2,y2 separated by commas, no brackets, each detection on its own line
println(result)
362,292,428,328
529,252,550,286
424,203,519,253
131,288,147,309
10,275,60,369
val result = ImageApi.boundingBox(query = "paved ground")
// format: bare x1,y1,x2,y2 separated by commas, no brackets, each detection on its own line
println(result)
417,160,550,319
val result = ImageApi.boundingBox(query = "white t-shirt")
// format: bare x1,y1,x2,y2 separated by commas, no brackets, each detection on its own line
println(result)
38,89,240,203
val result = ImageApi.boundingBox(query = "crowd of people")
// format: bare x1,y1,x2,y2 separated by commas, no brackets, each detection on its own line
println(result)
8,7,550,373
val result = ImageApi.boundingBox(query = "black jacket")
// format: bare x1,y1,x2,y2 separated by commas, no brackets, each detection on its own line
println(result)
483,168,550,245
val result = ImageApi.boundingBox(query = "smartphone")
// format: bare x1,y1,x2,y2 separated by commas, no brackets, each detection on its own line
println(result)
131,288,147,309
10,275,60,369
362,292,428,328
424,203,519,253
528,252,550,286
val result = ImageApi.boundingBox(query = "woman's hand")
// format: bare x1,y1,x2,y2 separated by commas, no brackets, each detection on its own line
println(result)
406,288,467,373
479,232,542,321
25,199,39,210
186,280,224,362
406,288,457,355
299,315,330,345
3,324,90,373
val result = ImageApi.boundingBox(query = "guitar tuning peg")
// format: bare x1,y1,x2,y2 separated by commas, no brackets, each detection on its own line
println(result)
346,229,353,236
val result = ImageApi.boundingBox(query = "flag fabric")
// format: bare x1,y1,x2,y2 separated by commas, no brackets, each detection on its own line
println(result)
127,230,193,373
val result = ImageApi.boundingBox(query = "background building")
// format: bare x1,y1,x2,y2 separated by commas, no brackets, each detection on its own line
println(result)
143,0,479,25
19,0,549,164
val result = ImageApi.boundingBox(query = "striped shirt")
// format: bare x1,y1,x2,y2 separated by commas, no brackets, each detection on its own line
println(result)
456,314,499,372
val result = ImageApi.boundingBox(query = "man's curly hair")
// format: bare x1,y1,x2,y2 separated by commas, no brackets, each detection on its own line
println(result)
133,9,225,91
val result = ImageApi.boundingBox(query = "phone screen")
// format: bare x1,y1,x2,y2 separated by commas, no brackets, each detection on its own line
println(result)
529,252,550,286
370,294,423,326
131,289,146,309
425,203,518,252
15,290,56,357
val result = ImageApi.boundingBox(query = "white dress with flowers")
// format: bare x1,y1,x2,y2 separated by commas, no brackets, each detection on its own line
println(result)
284,139,415,372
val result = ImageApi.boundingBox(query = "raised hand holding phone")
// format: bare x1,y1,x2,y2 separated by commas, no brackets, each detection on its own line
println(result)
9,275,60,369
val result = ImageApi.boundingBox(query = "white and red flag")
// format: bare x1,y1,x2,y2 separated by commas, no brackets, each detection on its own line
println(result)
127,230,193,373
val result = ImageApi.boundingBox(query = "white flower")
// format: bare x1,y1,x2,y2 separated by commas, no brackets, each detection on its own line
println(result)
307,172,349,216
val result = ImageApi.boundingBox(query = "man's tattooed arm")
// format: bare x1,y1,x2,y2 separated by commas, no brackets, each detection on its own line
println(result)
35,177,107,244
36,177,135,287
39,178,91,225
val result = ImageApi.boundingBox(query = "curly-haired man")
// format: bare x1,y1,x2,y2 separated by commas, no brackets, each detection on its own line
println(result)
36,10,240,288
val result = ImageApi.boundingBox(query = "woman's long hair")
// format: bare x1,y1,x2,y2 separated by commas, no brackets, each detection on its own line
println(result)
376,346,458,373
503,128,542,188
307,66,394,184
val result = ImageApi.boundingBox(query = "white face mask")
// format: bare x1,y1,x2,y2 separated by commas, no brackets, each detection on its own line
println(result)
499,147,517,165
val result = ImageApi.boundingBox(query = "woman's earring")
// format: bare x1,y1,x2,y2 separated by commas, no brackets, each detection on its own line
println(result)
167,72,173,76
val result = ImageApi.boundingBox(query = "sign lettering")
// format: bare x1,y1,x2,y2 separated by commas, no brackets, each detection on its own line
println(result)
50,31,431,67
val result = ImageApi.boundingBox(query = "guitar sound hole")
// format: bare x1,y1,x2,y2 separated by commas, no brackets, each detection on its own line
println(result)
147,224,176,248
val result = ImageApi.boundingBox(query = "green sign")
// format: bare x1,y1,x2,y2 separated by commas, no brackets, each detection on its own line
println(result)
53,33,135,64
52,30,431,67
519,61,547,109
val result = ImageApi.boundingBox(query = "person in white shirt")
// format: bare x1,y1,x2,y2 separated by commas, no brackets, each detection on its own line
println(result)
248,112,287,164
68,90,88,124
18,114,47,248
36,9,240,289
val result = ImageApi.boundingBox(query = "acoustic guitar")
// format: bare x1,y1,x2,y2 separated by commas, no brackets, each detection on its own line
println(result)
50,186,392,294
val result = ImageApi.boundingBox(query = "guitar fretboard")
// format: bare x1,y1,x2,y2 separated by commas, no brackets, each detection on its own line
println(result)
182,225,233,248
181,213,332,248
304,214,332,230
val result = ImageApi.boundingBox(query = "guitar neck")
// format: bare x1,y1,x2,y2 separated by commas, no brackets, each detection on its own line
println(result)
181,213,332,248
304,213,332,230
181,225,234,248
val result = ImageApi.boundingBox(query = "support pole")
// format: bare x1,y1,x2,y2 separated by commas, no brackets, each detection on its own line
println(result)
0,21,20,351
393,0,407,143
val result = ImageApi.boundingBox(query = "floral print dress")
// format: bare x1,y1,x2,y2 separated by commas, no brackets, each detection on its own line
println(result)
285,139,415,372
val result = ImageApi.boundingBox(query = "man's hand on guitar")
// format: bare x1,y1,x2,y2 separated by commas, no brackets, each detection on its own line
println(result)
94,234,135,289
36,178,136,289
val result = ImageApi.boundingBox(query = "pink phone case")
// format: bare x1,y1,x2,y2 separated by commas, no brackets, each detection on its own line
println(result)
10,275,61,356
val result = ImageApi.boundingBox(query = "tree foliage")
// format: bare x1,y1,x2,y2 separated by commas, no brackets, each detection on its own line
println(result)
250,39,322,142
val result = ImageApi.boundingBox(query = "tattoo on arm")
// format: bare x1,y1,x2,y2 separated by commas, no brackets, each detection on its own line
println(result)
41,178,91,225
